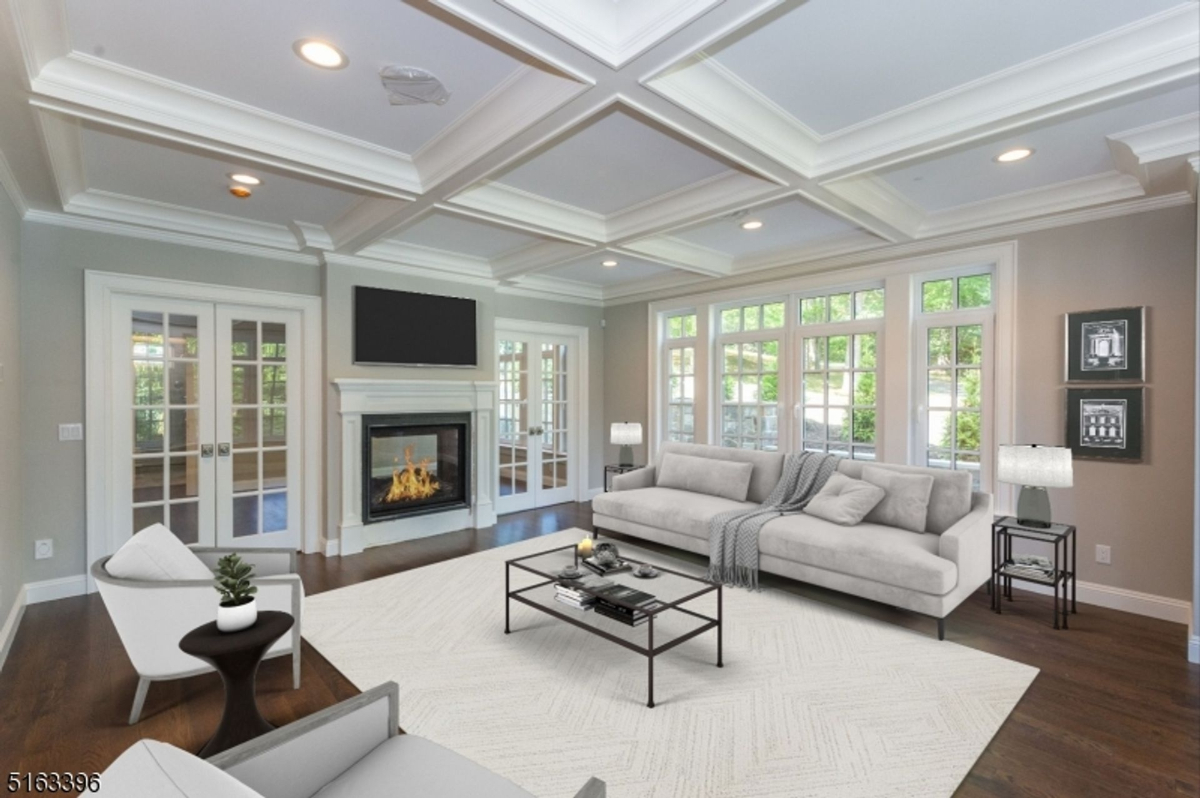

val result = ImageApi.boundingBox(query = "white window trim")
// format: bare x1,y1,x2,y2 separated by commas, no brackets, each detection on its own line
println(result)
647,242,1016,511
793,317,885,458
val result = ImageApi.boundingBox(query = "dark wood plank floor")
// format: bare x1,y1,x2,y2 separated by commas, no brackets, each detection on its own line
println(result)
1,501,1196,797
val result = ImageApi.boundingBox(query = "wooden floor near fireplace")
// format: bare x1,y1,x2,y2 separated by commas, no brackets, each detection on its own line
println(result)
1,501,1196,797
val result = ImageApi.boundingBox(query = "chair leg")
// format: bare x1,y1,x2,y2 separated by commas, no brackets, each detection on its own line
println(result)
129,677,151,725
292,646,301,690
937,618,945,641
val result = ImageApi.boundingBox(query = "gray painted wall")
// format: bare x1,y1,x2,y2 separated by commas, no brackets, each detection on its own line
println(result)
604,205,1197,602
0,189,22,635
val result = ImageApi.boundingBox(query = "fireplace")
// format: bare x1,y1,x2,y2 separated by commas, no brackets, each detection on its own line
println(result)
362,413,471,524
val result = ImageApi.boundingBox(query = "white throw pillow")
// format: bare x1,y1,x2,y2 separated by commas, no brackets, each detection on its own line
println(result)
802,473,886,526
86,739,265,797
105,523,212,581
860,466,935,533
657,452,754,502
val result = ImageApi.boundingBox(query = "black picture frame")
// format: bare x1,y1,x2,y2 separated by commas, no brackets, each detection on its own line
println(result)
1064,306,1145,383
1065,387,1144,462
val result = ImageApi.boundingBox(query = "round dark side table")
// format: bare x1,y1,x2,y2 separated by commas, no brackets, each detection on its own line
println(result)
179,610,294,758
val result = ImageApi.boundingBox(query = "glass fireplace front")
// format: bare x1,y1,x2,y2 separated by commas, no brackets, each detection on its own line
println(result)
362,413,470,523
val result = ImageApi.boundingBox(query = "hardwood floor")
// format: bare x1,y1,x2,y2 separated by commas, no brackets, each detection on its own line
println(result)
1,501,1196,797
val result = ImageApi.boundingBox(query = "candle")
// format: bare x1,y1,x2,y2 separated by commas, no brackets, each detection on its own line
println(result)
578,537,594,557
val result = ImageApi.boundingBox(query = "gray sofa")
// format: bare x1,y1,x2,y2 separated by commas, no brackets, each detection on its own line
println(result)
88,682,604,797
592,442,993,639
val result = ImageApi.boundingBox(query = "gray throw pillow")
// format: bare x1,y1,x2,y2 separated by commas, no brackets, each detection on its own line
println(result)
802,473,886,526
657,452,754,502
860,465,935,533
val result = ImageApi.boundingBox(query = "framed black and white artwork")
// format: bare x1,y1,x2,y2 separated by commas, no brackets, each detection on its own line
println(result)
1064,306,1145,382
1065,387,1144,462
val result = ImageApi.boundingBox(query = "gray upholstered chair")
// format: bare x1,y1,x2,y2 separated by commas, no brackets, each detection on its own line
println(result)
92,547,303,725
87,682,606,798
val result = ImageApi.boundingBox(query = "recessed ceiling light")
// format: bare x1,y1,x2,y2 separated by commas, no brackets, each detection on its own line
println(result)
741,219,764,230
229,185,252,199
995,147,1034,163
228,173,262,186
293,39,348,69
602,259,618,267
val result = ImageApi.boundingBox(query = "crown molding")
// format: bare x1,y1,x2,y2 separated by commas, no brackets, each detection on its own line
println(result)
820,174,924,240
0,147,30,218
289,221,334,252
503,272,604,304
619,235,732,276
600,266,709,302
23,207,319,264
7,0,69,83
322,250,498,287
491,239,592,280
731,230,889,276
450,181,607,242
1107,112,1200,188
30,107,85,206
354,239,495,280
606,170,783,244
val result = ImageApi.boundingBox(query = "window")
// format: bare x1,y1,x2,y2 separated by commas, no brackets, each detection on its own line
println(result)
717,301,783,450
720,301,785,334
800,288,884,325
664,313,696,443
801,332,878,460
921,273,992,313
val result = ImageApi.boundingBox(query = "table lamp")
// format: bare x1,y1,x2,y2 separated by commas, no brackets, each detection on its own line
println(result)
997,444,1073,528
610,422,642,467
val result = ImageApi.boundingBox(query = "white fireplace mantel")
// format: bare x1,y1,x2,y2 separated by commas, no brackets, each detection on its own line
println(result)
332,379,498,555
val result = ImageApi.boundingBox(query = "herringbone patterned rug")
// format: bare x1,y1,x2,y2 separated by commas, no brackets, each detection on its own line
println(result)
304,529,1037,798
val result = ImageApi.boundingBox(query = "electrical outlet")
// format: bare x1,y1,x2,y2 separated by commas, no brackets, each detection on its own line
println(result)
58,423,84,441
35,539,53,560
1096,544,1111,565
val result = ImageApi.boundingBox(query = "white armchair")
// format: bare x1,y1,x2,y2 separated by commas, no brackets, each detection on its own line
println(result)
91,547,303,725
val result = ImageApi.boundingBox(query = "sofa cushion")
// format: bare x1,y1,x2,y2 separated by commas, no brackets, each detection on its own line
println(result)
859,466,935,534
105,523,213,581
314,734,534,798
802,473,885,526
655,442,784,503
836,460,972,534
85,740,265,797
592,487,757,540
759,514,956,595
657,452,754,502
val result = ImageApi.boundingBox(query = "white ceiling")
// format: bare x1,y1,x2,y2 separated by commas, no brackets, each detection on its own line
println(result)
64,0,530,154
2,0,1197,301
709,0,1187,135
493,108,739,215
81,123,361,226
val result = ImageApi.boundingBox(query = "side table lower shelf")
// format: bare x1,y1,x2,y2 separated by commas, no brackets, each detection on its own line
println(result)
991,517,1077,630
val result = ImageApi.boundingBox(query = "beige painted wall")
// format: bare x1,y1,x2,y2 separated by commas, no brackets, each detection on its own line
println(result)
18,222,321,585
604,204,1197,602
0,189,22,635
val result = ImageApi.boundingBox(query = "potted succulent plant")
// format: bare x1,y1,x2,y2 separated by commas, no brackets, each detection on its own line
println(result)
214,553,258,633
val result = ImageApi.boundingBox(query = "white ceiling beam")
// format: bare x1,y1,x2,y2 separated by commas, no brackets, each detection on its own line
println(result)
619,236,733,277
491,239,595,281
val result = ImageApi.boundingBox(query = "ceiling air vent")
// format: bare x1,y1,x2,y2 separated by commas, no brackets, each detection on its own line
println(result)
379,66,451,106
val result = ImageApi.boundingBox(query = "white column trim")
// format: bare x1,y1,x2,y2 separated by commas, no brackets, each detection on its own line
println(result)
1191,162,1200,664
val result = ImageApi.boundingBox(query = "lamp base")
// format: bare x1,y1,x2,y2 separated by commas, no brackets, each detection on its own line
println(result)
618,445,634,468
1016,485,1052,528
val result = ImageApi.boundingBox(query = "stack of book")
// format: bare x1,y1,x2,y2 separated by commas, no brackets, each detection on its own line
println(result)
553,575,612,611
592,584,663,627
582,556,631,577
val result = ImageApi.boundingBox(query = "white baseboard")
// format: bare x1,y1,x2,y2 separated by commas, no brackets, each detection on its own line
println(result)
25,574,89,605
585,487,604,501
1189,635,1199,665
321,536,341,557
1010,578,1192,625
0,586,28,674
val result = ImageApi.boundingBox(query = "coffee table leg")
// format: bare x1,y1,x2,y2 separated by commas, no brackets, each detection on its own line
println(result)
716,583,723,668
504,563,510,635
647,615,655,709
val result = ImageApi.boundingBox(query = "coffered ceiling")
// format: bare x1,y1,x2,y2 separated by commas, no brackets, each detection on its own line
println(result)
1,0,1197,305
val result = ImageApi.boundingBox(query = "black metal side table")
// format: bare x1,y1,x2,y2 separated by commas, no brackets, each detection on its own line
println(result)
991,516,1077,629
179,611,294,757
604,464,643,491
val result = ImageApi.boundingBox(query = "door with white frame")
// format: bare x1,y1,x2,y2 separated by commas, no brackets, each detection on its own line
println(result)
111,295,303,550
495,323,585,514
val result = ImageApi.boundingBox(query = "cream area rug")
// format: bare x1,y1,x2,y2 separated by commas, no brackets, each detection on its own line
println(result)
303,529,1037,798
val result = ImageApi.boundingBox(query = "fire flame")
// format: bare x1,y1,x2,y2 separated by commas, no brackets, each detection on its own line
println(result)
385,446,440,502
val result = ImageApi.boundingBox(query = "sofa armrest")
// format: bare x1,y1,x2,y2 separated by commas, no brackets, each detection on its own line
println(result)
210,683,399,798
573,777,607,798
191,547,296,577
938,493,994,594
612,466,655,491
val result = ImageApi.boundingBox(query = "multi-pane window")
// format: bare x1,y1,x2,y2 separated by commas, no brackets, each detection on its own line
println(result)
664,312,697,443
799,288,884,325
924,324,984,488
922,273,993,313
801,332,878,460
718,301,783,450
720,301,785,334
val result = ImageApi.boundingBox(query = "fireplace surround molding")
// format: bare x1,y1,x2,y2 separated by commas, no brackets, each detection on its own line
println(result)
332,379,498,555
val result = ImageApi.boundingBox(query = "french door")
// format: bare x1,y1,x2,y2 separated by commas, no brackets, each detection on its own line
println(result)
112,295,302,549
496,331,579,514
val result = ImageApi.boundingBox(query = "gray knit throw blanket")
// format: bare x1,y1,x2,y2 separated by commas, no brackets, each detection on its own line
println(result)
707,452,841,589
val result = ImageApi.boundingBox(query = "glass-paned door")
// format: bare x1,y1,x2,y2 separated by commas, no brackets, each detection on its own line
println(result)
216,306,302,548
113,296,216,546
496,332,578,514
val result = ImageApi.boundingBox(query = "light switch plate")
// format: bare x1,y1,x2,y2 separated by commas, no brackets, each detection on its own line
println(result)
58,423,84,441
35,539,53,560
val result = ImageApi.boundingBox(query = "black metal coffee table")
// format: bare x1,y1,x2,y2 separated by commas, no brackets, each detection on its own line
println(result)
505,540,722,708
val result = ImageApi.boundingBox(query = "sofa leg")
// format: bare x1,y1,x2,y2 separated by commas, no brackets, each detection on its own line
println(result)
129,676,151,725
937,618,945,641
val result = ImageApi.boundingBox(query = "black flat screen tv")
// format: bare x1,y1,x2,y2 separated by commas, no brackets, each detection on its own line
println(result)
354,286,478,367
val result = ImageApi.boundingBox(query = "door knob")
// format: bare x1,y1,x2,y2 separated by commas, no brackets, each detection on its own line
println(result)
217,443,231,457
201,444,214,458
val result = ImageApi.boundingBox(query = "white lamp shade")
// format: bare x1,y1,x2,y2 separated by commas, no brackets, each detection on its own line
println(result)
997,445,1073,488
610,422,643,446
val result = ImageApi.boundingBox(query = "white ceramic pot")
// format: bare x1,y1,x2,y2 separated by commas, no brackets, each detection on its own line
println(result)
216,598,258,633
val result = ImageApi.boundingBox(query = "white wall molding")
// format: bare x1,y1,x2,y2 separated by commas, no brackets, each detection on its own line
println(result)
1011,579,1194,627
0,586,27,674
0,148,29,217
25,574,88,604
